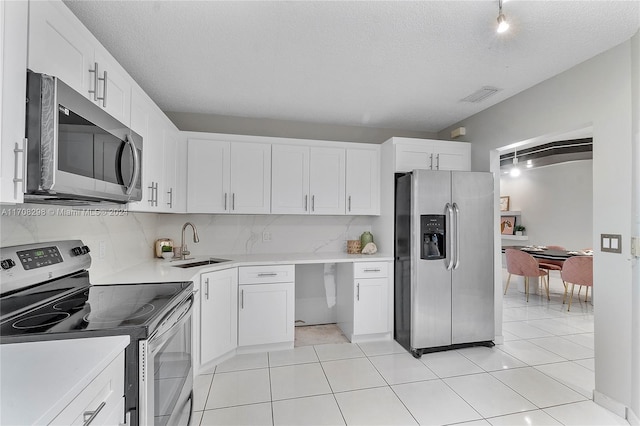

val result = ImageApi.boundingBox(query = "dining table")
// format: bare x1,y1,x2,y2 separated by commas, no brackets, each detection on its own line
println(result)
501,245,593,261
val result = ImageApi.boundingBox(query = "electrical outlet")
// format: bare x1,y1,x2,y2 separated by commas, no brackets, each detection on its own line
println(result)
98,241,106,259
262,231,272,242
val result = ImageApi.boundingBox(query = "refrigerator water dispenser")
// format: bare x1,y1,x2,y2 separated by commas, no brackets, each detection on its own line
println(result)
420,215,445,260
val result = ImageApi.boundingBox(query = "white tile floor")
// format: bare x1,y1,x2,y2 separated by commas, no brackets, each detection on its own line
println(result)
191,272,629,425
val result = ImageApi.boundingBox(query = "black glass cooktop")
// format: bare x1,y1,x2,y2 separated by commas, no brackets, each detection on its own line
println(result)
0,280,192,339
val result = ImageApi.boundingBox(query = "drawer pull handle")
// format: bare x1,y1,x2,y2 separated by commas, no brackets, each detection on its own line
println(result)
83,401,106,426
363,268,381,272
257,273,278,277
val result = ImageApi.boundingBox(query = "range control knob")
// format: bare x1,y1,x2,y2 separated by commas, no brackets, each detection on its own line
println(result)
1,259,16,270
71,245,90,256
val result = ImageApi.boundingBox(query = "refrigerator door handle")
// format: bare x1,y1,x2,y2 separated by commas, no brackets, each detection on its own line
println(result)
453,202,460,269
445,203,454,270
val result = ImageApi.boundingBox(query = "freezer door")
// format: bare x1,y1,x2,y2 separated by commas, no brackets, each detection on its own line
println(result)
411,170,452,349
451,172,495,344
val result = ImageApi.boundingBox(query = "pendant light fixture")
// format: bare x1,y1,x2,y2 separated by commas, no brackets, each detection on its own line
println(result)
510,148,521,177
497,0,510,33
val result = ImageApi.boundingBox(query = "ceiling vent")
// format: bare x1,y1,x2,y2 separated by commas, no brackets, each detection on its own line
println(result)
460,86,501,103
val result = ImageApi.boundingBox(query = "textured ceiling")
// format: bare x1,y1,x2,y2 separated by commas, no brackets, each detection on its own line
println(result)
63,1,639,133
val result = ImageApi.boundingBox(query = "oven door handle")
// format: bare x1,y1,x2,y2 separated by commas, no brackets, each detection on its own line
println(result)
148,294,193,344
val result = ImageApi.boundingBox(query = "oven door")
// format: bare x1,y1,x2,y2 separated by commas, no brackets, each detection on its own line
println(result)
139,295,193,426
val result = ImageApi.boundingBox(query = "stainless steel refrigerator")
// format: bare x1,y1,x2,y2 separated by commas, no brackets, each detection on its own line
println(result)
395,169,494,357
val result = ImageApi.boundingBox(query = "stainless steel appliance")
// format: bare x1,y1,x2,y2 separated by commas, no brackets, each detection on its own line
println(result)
395,170,494,357
25,70,142,204
0,240,193,425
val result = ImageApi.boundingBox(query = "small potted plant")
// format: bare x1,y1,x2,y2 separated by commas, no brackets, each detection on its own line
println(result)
514,225,526,236
161,244,174,260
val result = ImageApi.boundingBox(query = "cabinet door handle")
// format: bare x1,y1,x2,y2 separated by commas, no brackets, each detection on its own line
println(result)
257,272,277,277
241,289,244,309
204,278,209,300
148,182,155,206
167,188,173,208
13,139,27,199
83,401,106,426
88,62,99,101
348,195,351,212
436,154,440,170
97,70,107,108
304,194,308,212
429,154,434,170
224,193,228,211
363,268,380,272
232,193,235,211
311,195,315,212
154,182,159,206
357,283,360,301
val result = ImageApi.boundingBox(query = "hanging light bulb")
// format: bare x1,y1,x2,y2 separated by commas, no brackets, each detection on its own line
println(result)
497,0,509,33
510,149,520,177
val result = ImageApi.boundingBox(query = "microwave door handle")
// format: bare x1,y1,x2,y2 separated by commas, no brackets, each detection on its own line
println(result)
124,134,140,197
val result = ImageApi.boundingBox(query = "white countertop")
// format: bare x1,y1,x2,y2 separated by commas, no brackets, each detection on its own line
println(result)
0,335,130,425
93,251,393,285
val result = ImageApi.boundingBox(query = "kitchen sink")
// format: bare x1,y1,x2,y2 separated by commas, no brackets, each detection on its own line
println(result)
172,258,230,268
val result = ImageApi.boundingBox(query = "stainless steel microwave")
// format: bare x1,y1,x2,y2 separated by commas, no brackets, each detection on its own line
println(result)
24,70,142,205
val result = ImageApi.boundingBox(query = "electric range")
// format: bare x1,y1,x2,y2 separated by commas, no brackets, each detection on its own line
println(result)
0,240,194,426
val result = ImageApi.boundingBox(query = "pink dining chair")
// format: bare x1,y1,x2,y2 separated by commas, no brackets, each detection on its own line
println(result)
504,249,549,302
537,245,566,294
561,255,593,311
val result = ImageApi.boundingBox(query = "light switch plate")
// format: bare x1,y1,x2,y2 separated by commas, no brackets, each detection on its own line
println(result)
601,234,622,254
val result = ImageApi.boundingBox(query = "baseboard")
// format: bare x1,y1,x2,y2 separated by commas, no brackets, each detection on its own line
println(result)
593,390,628,419
628,407,640,426
236,341,294,354
349,332,392,344
494,334,505,345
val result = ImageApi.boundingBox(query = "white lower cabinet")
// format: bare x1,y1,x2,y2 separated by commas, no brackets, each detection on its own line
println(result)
238,265,295,347
337,262,391,341
50,351,125,426
199,268,238,368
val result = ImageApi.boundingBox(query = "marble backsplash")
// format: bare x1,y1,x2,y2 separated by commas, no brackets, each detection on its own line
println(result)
1,204,373,280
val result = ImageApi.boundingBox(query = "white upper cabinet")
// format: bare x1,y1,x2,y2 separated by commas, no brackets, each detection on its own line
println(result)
229,142,271,214
28,0,92,97
28,0,131,125
187,139,271,214
187,139,230,213
309,147,346,215
346,148,380,215
0,1,28,204
393,138,470,172
271,145,310,214
129,87,184,212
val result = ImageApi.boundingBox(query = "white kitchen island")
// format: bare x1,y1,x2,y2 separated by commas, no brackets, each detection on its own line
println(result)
1,335,130,425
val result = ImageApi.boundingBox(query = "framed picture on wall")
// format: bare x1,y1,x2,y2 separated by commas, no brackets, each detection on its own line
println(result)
500,216,516,235
500,196,510,212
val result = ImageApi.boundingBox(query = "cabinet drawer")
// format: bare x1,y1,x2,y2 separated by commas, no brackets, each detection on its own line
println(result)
51,352,125,425
354,262,388,278
239,264,295,284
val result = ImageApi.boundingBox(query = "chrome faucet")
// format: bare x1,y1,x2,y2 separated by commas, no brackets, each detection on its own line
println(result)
180,222,200,260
